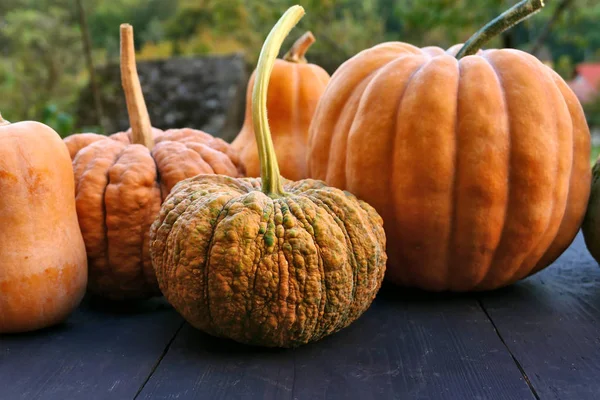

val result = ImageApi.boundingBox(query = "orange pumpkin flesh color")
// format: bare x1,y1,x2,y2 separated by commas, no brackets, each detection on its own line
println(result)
149,6,387,348
232,31,330,181
63,25,243,301
0,114,88,333
307,0,591,291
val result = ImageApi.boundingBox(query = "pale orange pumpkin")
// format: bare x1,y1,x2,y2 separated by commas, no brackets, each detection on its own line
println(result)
0,115,88,333
232,31,330,180
307,0,591,291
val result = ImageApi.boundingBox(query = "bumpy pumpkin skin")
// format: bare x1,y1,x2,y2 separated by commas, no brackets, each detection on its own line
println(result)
307,43,591,291
232,58,330,180
63,128,244,300
149,175,386,348
0,121,88,333
582,162,600,263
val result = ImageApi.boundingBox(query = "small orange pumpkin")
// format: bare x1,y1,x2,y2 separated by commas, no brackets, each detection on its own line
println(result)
63,25,243,301
0,114,88,333
232,31,330,180
307,0,591,291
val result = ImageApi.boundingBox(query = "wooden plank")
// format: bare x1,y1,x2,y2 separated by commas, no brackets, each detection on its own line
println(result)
480,232,600,400
138,288,535,400
0,296,182,400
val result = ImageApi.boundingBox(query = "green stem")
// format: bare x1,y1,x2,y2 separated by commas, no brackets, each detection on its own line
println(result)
283,31,315,63
0,112,10,126
252,5,305,196
456,0,545,59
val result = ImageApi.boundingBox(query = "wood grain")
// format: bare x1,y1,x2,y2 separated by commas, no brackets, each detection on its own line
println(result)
0,297,182,400
3,236,598,399
480,232,600,400
138,288,534,400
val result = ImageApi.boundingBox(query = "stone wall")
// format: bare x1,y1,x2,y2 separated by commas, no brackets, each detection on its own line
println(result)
76,53,249,142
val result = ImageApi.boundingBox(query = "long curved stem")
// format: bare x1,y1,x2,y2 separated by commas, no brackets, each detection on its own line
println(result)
0,112,9,126
253,5,305,196
283,31,315,63
456,0,545,59
120,24,154,149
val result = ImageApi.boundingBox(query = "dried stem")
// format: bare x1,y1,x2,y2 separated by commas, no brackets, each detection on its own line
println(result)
456,0,545,59
283,31,316,63
120,24,154,149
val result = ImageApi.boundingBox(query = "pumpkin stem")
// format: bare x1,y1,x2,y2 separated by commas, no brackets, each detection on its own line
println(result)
283,31,315,63
0,112,9,126
120,24,154,150
253,5,305,197
456,0,545,59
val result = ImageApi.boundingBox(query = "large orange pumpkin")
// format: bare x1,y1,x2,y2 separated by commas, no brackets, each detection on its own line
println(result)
232,31,330,180
63,25,243,301
307,0,591,291
0,115,88,333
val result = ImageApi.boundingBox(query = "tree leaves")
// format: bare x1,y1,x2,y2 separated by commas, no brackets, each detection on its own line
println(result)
0,7,82,124
0,0,598,132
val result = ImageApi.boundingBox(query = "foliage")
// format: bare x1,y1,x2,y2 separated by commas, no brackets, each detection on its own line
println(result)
158,0,384,68
591,145,600,166
0,0,598,132
584,95,600,129
0,6,84,125
538,0,600,67
379,0,505,46
86,0,177,61
40,104,76,138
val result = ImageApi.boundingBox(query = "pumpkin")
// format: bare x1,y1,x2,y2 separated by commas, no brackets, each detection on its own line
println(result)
63,24,244,301
0,114,87,333
149,6,387,348
231,31,330,180
582,162,600,263
307,0,591,291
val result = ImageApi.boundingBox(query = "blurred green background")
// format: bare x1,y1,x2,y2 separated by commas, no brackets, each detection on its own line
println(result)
1,0,599,159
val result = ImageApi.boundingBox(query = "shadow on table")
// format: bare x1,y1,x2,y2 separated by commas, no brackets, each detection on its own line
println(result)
180,328,290,355
154,280,528,356
171,281,494,357
84,293,173,315
377,259,600,305
171,258,600,357
376,281,482,302
0,319,76,340
1,295,175,340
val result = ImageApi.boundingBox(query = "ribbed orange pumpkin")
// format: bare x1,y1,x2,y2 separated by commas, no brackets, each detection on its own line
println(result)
232,31,330,180
63,25,243,300
307,0,591,291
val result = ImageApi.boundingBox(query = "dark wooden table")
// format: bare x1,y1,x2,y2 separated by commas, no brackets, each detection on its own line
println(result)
2,232,599,400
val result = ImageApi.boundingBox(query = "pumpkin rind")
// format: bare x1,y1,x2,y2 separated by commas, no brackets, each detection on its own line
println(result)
232,33,330,181
0,121,88,333
64,128,244,300
62,24,244,301
149,6,387,347
149,175,386,347
307,43,591,291
582,162,600,264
